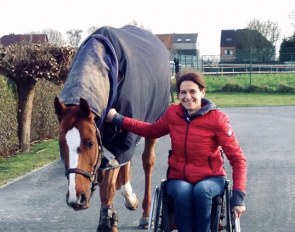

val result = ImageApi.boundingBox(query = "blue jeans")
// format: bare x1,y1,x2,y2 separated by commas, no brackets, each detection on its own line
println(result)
166,177,226,232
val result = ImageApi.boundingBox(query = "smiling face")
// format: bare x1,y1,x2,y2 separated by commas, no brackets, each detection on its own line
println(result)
178,80,205,115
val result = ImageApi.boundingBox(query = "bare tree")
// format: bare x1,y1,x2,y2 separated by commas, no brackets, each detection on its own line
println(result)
42,29,66,46
66,29,83,47
87,26,98,36
0,43,75,151
128,19,152,32
30,30,65,46
247,19,280,47
289,11,295,34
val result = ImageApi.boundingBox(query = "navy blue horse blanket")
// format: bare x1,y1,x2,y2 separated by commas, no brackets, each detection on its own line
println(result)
59,25,171,168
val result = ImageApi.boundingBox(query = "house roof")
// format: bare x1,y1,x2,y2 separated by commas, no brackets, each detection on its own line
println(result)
220,30,237,46
220,29,273,48
156,34,173,50
0,34,48,47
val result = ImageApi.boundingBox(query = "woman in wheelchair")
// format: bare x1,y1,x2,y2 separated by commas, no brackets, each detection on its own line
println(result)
106,70,247,232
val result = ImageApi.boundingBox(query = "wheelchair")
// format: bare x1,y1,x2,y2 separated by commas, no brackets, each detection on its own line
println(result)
148,179,241,232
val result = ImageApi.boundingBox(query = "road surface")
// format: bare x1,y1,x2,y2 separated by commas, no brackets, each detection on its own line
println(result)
1,106,295,232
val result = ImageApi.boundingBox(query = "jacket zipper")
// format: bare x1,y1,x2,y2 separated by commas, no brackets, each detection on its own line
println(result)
183,119,190,181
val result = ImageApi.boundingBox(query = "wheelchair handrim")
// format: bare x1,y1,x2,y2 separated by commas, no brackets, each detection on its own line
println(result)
148,186,160,232
234,218,241,232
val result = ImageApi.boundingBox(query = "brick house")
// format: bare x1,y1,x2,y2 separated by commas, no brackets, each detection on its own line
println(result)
220,30,237,63
0,34,48,47
220,29,275,63
156,33,200,69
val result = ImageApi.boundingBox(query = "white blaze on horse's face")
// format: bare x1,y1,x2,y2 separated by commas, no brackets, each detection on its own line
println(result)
65,127,81,203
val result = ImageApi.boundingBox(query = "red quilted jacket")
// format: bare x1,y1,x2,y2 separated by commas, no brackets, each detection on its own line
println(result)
121,100,247,192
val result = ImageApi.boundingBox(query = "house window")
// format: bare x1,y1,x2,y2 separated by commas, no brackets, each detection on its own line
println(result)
224,50,233,55
185,38,191,42
225,37,232,42
177,39,182,42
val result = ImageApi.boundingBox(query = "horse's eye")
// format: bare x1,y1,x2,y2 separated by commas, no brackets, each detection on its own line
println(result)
88,141,94,149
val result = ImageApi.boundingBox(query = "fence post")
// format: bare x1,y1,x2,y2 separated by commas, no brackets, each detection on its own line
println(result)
249,48,252,92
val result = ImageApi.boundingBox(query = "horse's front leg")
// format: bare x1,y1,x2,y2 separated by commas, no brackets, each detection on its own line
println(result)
139,138,156,229
97,167,120,232
119,162,139,210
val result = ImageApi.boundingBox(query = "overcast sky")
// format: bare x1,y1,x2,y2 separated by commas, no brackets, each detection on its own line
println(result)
1,0,294,55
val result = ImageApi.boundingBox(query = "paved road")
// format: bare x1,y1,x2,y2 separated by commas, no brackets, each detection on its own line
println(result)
1,106,295,232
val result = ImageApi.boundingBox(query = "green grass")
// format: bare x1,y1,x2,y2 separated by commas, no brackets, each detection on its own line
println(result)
0,139,59,186
171,73,295,90
204,73,295,93
206,93,295,107
171,92,295,107
1,91,295,187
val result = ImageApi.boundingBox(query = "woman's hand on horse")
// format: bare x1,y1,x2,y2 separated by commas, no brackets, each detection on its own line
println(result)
106,108,118,122
233,205,246,218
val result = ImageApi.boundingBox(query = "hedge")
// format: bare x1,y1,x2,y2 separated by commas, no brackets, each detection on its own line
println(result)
0,75,62,157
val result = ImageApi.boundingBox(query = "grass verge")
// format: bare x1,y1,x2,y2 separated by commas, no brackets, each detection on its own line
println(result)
0,139,59,186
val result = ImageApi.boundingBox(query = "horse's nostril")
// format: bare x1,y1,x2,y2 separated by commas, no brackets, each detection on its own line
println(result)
78,193,87,205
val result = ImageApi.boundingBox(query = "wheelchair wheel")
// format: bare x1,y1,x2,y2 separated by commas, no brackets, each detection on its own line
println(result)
159,181,172,232
148,182,164,232
225,181,242,232
225,180,233,232
210,196,223,232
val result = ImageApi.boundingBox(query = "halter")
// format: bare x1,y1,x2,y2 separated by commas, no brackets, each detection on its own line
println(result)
65,124,103,197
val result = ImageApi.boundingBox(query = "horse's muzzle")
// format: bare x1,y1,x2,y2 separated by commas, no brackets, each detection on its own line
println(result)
66,192,89,211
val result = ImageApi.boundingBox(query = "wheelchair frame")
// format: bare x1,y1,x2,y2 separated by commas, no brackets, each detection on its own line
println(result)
148,179,241,232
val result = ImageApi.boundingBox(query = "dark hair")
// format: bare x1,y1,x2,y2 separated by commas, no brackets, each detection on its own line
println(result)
176,71,206,93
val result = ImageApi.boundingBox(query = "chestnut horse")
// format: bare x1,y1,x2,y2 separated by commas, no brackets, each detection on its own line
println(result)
54,25,170,232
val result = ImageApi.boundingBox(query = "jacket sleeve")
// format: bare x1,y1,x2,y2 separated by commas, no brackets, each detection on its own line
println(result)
231,190,246,207
214,111,247,194
112,110,170,139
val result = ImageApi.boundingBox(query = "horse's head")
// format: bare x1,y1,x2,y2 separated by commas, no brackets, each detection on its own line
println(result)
54,97,102,211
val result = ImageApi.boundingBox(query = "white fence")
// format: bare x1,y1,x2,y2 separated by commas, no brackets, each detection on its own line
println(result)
201,63,295,75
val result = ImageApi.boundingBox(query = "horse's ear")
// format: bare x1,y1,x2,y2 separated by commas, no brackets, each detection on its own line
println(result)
79,98,91,118
54,96,65,121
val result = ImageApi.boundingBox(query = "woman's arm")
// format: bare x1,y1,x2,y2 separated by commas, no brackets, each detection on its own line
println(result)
106,108,170,138
214,111,247,217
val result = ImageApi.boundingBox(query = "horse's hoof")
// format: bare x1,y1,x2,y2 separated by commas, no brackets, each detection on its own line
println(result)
138,216,149,229
96,225,112,232
124,193,139,211
96,226,118,232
